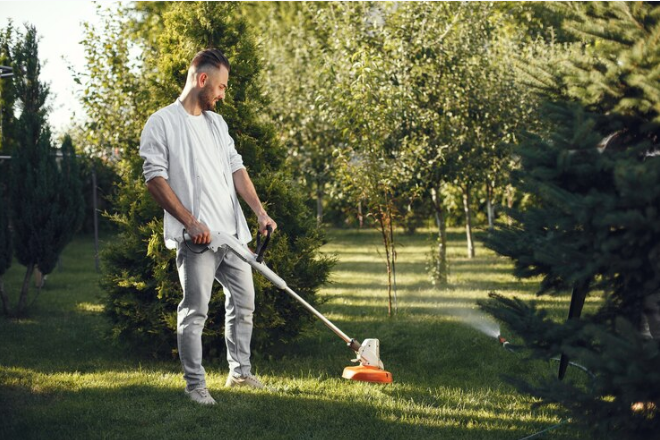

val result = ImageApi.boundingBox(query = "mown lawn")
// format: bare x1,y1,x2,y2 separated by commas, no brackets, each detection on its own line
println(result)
0,228,592,439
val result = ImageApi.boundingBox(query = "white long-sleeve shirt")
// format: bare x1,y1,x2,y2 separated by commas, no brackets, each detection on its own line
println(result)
139,99,252,249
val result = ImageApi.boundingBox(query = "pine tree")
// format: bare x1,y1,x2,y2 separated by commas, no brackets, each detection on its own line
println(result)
0,23,14,315
51,134,85,261
95,2,333,357
0,189,11,315
0,23,17,155
9,24,55,313
482,3,660,437
7,25,85,316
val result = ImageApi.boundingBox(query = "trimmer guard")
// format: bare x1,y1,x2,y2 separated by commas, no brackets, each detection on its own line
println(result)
343,338,393,384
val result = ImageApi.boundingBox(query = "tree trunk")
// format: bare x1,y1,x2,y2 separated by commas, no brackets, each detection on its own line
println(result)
377,207,393,317
0,278,10,316
558,280,590,380
642,291,660,340
17,262,35,316
462,185,475,258
92,164,100,272
316,180,324,227
357,200,364,230
505,184,515,226
386,196,398,315
486,183,495,231
430,187,448,286
34,266,45,288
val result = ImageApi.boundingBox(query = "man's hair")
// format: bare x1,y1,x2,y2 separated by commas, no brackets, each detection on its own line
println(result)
191,48,231,72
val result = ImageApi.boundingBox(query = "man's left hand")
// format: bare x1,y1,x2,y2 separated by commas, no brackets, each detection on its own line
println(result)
257,213,277,235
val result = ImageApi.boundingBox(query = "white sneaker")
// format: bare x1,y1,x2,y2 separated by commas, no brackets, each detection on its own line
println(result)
225,374,265,389
185,387,217,405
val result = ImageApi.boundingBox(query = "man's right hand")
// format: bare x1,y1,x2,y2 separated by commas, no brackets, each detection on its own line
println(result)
146,177,211,245
186,219,211,245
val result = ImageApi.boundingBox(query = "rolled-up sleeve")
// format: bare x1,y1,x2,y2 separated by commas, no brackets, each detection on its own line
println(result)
223,119,246,174
228,134,246,174
140,115,169,182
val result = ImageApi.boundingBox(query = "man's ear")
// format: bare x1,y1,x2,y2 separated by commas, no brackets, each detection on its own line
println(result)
198,71,208,87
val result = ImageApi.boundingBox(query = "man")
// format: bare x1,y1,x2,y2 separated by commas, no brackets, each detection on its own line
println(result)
140,48,277,405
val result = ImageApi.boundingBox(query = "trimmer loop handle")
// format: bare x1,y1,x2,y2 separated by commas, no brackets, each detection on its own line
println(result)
255,224,273,263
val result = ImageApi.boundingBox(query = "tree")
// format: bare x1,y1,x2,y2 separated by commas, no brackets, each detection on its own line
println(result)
87,2,333,357
320,2,410,316
380,2,536,285
73,3,148,161
0,22,17,155
5,25,85,316
56,134,85,248
247,3,339,226
251,2,409,316
482,3,660,437
0,23,14,315
0,189,11,316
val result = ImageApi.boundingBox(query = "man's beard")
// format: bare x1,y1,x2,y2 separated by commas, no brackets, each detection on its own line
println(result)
200,86,217,111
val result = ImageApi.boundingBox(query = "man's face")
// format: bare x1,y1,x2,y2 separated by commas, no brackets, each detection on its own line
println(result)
199,65,229,111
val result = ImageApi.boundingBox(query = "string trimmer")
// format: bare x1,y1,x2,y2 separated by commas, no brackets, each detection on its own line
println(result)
184,226,393,384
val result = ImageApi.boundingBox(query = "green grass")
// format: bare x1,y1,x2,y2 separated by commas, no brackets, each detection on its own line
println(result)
0,229,590,439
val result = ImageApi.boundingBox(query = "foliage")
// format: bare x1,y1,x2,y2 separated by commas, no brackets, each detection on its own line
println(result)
76,155,120,234
380,2,540,279
86,2,333,358
482,293,660,439
254,3,341,226
252,3,554,293
73,4,148,161
482,3,660,437
56,135,86,251
254,2,547,298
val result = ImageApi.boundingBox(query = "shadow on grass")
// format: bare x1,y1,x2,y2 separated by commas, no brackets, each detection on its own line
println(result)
0,379,574,440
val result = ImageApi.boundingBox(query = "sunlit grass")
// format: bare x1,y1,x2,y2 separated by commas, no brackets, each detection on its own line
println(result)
75,302,105,314
0,229,590,439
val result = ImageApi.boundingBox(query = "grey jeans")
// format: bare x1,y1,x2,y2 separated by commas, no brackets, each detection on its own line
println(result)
175,244,255,390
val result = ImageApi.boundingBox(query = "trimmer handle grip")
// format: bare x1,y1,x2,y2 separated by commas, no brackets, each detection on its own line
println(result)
255,225,273,263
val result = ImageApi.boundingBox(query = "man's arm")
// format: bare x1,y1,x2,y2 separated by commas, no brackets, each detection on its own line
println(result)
232,168,277,234
145,177,211,244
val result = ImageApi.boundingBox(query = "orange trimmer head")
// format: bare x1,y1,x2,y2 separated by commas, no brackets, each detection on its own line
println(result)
342,338,393,383
342,365,393,383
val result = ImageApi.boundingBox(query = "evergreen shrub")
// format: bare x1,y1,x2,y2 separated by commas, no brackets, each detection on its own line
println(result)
481,3,660,437
100,2,334,358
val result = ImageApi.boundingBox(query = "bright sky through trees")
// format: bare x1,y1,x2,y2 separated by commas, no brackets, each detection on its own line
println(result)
0,1,103,136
